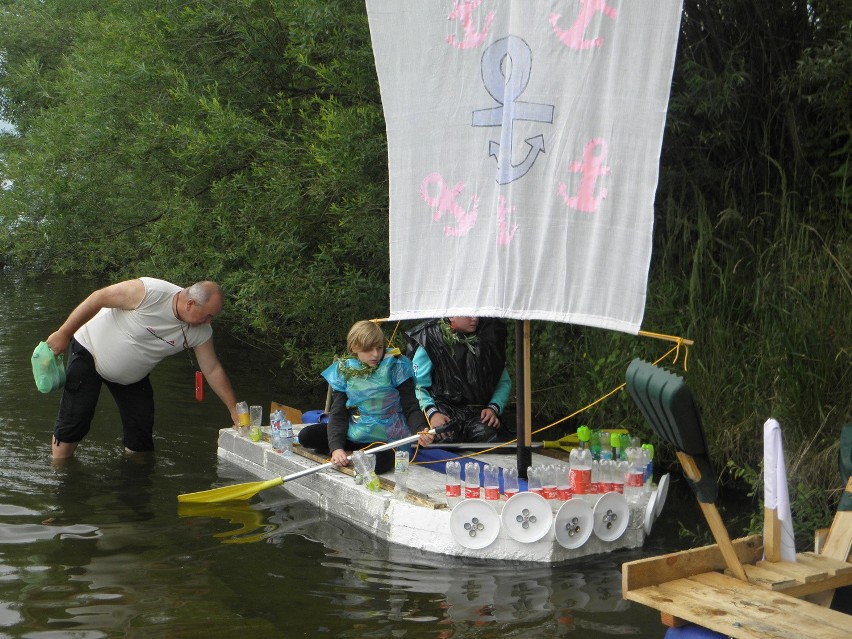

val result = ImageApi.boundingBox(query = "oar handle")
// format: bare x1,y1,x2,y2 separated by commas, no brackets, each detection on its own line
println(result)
280,429,434,484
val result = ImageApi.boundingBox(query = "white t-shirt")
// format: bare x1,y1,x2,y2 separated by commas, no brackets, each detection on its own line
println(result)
75,277,213,384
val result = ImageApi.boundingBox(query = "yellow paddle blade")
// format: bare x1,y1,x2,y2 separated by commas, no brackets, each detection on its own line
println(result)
177,476,284,504
542,428,630,452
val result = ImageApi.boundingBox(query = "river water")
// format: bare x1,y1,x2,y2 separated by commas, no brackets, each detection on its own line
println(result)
0,271,693,638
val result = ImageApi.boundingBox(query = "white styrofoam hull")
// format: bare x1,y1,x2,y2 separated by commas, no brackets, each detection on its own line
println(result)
216,428,653,564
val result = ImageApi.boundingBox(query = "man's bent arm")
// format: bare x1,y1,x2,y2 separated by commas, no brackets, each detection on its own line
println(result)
47,279,145,355
194,339,239,426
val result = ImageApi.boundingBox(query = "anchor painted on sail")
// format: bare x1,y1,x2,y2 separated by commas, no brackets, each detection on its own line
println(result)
472,36,554,185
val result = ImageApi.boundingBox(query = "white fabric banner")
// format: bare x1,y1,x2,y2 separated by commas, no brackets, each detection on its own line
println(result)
366,0,683,333
764,418,796,562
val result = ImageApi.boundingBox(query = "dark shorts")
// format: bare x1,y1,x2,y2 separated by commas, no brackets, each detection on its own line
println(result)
54,339,156,452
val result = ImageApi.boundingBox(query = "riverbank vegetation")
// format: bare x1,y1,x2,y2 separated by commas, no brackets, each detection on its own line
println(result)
1,1,849,537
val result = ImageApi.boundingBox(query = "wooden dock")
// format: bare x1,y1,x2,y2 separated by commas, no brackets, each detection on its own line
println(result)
623,473,852,639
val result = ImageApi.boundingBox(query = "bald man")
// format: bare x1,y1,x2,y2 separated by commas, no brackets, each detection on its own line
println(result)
46,277,239,459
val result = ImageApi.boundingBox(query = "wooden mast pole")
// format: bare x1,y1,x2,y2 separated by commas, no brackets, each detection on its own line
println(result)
515,320,532,479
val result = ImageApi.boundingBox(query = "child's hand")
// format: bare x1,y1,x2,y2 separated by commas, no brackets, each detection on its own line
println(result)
418,432,435,447
331,448,350,466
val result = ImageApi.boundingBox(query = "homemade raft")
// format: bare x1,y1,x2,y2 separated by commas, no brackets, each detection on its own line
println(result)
213,426,668,564
621,360,852,639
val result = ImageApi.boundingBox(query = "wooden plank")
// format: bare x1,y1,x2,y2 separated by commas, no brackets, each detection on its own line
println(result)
622,535,762,592
738,563,798,591
754,559,827,583
625,572,850,639
796,551,852,577
691,572,851,637
764,506,782,562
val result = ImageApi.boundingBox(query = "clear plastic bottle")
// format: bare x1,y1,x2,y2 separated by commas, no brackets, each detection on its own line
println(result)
624,450,644,502
569,447,592,503
527,465,543,496
445,460,462,508
464,461,481,500
394,450,409,496
542,464,558,502
503,467,519,500
619,433,632,461
483,464,500,507
599,432,613,461
280,418,294,456
352,450,381,492
590,459,601,497
236,401,250,436
270,413,283,451
557,464,572,501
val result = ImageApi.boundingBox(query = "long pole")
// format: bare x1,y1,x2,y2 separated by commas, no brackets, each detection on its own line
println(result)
515,320,532,479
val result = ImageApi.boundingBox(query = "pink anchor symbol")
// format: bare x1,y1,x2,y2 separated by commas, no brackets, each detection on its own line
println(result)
420,173,479,237
557,138,610,213
447,0,495,50
550,0,618,50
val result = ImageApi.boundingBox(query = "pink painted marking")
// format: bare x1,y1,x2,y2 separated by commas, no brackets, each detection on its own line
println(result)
550,0,618,50
420,172,479,237
447,0,495,50
557,138,610,213
496,196,518,245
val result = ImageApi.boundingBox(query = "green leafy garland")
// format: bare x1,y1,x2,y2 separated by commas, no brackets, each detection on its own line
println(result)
439,318,479,355
335,354,377,381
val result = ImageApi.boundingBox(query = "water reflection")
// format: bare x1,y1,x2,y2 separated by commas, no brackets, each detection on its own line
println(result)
175,461,647,638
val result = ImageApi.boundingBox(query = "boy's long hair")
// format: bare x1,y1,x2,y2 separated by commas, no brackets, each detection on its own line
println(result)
347,320,384,354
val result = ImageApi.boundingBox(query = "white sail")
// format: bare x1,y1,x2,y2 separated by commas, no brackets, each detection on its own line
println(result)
366,0,683,333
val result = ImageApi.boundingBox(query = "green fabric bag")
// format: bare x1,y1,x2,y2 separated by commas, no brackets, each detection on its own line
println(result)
31,341,66,393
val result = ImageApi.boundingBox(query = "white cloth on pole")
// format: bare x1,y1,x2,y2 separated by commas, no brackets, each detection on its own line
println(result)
764,418,796,561
365,0,683,332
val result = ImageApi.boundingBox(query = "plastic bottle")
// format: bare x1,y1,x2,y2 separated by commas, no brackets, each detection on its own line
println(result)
445,460,462,508
569,447,592,502
539,464,557,502
599,432,613,461
351,450,381,492
464,462,481,500
576,425,591,449
394,450,409,496
280,418,294,456
557,464,572,501
503,467,519,500
610,431,621,461
589,429,602,460
483,464,500,507
624,450,645,502
614,460,627,495
590,459,601,496
619,433,631,460
236,401,250,436
641,443,655,487
527,466,543,496
270,412,283,451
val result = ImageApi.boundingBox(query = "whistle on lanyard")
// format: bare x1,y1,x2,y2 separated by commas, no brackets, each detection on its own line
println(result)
195,370,204,401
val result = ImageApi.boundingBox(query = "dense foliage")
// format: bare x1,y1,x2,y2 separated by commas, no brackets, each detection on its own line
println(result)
1,1,849,530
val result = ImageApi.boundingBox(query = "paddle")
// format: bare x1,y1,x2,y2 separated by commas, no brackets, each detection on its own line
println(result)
625,358,749,582
423,429,628,453
177,429,438,504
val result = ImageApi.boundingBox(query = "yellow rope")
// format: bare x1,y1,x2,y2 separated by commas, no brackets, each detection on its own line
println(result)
412,342,687,466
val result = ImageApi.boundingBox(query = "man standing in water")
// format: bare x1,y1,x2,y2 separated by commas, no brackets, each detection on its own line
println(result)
46,277,239,459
